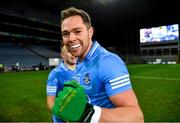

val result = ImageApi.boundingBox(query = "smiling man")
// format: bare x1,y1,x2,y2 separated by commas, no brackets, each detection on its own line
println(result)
52,7,144,122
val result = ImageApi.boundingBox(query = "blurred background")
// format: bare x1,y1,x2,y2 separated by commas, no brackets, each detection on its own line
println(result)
0,0,180,122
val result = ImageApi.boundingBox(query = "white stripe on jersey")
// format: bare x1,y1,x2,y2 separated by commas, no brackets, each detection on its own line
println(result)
47,89,56,92
112,81,131,89
47,86,57,92
109,74,129,83
111,78,130,86
109,74,130,90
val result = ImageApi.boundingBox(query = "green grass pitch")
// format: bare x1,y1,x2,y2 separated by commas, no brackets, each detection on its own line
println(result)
128,64,180,121
0,71,51,121
0,64,180,122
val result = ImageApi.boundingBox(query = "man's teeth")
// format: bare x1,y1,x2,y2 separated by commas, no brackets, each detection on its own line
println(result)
71,44,80,48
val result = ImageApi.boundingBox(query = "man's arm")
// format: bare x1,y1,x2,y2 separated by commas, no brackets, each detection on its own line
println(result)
51,81,144,122
100,89,144,122
47,96,55,111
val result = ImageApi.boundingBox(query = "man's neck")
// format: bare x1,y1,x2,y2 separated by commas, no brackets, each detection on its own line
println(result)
80,41,93,61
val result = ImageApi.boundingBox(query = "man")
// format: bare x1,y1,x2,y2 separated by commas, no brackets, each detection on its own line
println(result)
46,44,77,122
56,7,144,122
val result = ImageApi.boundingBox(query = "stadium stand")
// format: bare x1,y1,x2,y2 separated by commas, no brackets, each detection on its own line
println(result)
1,0,178,66
0,42,60,71
141,55,177,64
0,2,59,25
140,40,180,64
28,45,60,59
0,2,62,72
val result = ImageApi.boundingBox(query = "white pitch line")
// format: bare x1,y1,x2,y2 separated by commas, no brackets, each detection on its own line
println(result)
130,76,180,81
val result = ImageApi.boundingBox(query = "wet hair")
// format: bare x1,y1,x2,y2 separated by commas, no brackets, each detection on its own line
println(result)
60,7,91,29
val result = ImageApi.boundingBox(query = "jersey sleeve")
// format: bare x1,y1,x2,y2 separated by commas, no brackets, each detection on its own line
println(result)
99,53,132,96
46,70,59,96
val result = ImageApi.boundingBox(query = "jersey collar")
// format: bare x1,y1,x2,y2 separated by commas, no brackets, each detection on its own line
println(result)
84,41,100,61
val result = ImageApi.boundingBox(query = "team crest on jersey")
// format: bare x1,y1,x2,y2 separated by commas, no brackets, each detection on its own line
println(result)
83,73,91,85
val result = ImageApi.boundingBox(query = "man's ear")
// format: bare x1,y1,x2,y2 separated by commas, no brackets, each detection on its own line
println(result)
88,27,94,39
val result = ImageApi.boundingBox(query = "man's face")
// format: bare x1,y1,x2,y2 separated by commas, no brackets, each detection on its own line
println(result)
61,15,93,59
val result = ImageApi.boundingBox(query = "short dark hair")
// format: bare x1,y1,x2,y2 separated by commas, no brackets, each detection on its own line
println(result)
60,7,91,29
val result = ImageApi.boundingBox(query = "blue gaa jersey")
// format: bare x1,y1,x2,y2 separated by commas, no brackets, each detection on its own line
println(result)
46,61,76,122
76,41,132,108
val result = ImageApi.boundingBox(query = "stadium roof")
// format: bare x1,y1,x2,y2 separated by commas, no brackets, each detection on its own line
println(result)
2,0,179,25
1,0,179,48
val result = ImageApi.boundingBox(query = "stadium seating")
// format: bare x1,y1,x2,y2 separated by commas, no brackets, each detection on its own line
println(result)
28,45,60,59
0,42,60,70
141,55,177,64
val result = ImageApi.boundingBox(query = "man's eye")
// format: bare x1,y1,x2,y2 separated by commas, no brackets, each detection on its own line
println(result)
62,33,69,37
75,31,81,34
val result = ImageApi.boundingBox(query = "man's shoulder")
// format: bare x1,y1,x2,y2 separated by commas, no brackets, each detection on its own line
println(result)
98,48,120,61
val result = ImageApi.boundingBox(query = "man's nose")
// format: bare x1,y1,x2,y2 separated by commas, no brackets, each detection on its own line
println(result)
69,33,76,41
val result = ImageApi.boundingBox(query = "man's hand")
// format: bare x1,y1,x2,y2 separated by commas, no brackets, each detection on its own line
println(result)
52,80,101,122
